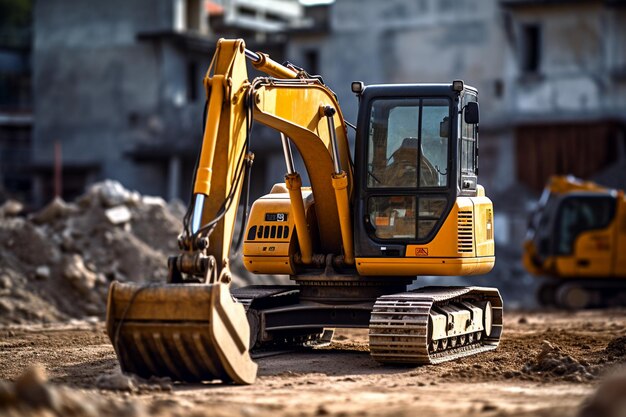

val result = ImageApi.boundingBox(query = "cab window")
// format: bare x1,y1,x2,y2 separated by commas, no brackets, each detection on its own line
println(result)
555,196,615,255
368,195,447,240
367,98,450,189
461,93,477,175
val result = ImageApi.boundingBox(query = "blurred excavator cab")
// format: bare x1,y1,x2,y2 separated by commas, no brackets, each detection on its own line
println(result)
524,175,626,308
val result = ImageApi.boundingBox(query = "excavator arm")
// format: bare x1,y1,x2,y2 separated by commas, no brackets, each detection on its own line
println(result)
179,39,354,282
106,39,355,384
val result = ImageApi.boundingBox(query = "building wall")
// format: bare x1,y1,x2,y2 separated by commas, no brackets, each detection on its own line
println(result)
501,0,626,190
506,3,610,113
288,0,507,124
0,0,33,203
32,0,176,203
32,0,309,205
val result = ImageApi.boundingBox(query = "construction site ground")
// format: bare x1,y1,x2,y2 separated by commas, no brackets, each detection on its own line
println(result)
2,309,625,417
1,182,625,416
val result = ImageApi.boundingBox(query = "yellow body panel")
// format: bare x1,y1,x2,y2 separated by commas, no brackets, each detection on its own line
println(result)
555,229,614,276
402,196,494,259
242,188,315,275
244,191,495,277
356,256,495,276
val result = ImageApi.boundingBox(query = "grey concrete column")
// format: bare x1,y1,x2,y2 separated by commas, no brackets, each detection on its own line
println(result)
167,155,181,201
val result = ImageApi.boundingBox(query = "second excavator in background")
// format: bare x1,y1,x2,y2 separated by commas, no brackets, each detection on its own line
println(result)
106,38,502,384
524,175,626,309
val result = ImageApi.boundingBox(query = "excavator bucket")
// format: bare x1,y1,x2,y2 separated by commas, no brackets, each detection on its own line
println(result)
106,281,257,384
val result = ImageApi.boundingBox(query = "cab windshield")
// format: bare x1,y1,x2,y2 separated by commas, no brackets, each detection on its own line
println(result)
367,98,450,189
365,97,451,241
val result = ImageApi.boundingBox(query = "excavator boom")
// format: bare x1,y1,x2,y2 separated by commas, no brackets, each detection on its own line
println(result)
107,40,299,384
106,39,356,384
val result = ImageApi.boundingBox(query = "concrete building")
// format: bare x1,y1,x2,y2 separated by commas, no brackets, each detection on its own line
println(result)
31,0,308,206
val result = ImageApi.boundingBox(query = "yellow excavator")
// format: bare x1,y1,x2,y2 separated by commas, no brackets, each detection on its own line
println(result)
523,175,626,309
106,39,502,384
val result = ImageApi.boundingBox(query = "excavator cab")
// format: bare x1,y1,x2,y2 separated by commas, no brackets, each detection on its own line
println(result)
352,82,494,276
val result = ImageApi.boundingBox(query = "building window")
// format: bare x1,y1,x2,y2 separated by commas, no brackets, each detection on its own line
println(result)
521,23,541,74
303,49,319,75
494,79,504,99
186,0,201,31
187,61,198,102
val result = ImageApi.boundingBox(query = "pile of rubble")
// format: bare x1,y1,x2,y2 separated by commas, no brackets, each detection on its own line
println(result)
0,180,188,325
523,340,596,382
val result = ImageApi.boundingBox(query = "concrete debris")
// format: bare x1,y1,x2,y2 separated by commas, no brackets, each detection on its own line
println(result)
13,364,59,409
0,274,13,289
0,199,24,217
105,205,132,225
86,179,133,207
0,181,182,325
30,197,76,224
141,195,166,207
62,254,97,295
96,370,173,393
35,265,51,280
96,371,139,392
167,199,187,220
523,340,595,381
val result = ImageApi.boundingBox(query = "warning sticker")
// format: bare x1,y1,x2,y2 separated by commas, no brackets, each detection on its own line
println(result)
415,247,429,257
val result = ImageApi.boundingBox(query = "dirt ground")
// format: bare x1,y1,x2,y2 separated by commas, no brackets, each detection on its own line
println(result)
1,185,625,416
1,309,625,417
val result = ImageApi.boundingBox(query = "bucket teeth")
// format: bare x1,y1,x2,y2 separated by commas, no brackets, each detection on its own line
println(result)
106,281,258,384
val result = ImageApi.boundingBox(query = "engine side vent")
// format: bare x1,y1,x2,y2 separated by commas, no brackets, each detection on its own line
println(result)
458,210,474,253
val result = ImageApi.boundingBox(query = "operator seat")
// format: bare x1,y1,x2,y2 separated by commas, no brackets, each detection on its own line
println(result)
384,138,438,187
